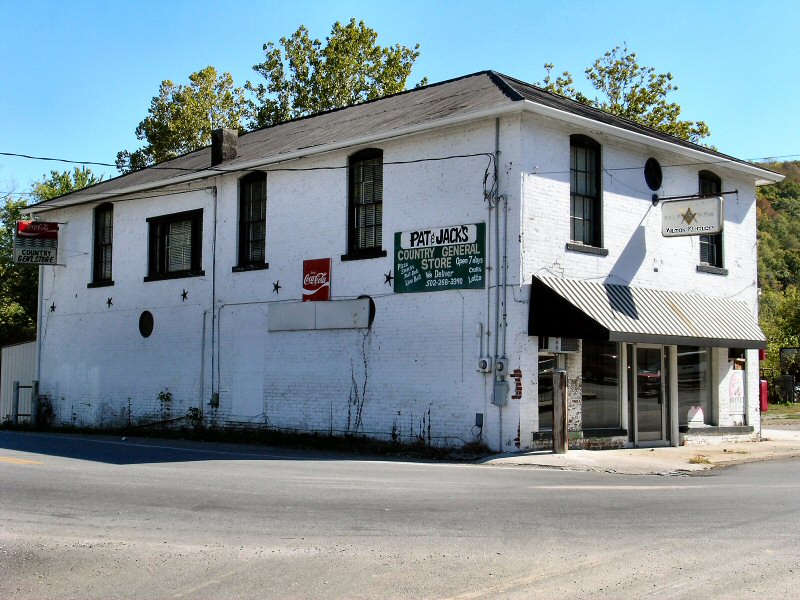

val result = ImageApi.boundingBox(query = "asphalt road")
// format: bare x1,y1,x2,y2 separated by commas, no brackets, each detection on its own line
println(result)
1,431,799,599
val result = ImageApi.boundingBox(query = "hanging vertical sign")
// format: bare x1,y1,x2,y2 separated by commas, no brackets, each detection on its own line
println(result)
394,223,486,293
302,258,331,301
13,221,59,265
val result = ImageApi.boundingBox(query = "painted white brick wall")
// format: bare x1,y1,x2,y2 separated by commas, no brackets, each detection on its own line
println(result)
35,111,764,449
37,119,512,447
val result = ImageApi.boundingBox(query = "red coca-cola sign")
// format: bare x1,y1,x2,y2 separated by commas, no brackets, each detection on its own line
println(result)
302,258,331,301
17,221,59,239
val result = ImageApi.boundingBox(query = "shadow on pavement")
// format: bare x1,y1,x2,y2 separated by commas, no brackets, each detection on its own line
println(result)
0,430,386,466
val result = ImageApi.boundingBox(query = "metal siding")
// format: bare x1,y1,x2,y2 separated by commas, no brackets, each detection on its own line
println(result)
0,342,36,421
535,277,765,348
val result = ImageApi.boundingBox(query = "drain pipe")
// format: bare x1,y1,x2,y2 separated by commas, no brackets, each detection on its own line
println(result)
209,184,220,408
491,118,508,451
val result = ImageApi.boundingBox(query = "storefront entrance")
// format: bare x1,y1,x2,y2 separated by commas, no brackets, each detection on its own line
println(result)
629,345,669,446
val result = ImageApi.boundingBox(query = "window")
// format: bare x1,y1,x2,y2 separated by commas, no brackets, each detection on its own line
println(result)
581,340,621,429
145,209,203,281
570,135,602,247
677,346,712,425
90,203,113,286
236,173,268,269
698,170,723,267
343,149,386,260
537,355,556,430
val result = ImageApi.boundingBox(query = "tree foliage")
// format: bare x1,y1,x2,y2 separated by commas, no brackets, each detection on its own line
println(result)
116,66,248,172
245,19,425,129
0,168,101,346
32,166,102,201
540,45,710,143
757,161,800,373
0,194,37,345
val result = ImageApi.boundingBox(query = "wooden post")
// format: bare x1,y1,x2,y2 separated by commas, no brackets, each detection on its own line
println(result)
31,381,39,429
553,369,568,454
12,381,20,426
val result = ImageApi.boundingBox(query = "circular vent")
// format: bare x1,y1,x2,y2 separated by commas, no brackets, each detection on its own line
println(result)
139,311,154,338
644,157,663,191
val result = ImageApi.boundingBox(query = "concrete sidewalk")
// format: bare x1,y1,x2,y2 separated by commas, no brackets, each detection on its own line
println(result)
482,428,800,475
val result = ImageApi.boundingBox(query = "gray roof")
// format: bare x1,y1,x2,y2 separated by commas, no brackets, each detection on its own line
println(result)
30,70,779,211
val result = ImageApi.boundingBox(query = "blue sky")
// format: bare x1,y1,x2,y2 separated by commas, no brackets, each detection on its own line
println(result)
2,0,798,193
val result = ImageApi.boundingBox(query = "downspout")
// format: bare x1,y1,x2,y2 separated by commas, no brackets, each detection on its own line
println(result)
493,118,503,449
35,265,44,389
210,184,219,407
199,309,208,417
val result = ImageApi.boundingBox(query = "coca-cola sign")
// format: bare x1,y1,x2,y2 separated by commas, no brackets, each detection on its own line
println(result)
17,221,59,239
302,258,331,301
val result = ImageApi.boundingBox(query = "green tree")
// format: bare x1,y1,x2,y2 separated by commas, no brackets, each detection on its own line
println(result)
246,18,426,128
756,161,800,377
757,163,800,291
116,66,248,172
540,45,710,143
32,166,102,201
760,286,800,374
0,194,37,345
0,168,102,345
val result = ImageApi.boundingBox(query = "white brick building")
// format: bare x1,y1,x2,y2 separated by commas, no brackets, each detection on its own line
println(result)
28,72,781,451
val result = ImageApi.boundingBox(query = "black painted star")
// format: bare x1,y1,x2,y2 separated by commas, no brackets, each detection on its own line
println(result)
181,289,189,301
272,280,282,294
384,271,394,285
106,297,113,308
49,303,56,312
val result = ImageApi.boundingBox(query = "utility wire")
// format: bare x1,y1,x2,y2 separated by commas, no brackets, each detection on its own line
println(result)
1,147,794,182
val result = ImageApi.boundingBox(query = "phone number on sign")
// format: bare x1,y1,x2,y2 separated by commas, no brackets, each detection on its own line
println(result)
426,277,463,287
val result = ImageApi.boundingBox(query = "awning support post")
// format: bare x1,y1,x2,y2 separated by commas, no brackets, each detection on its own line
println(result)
553,369,568,454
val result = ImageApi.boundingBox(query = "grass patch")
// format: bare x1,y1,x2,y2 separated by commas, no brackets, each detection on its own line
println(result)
688,454,712,465
765,402,800,419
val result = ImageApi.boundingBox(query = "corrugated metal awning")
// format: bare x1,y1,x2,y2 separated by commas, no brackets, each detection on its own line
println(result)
528,276,766,349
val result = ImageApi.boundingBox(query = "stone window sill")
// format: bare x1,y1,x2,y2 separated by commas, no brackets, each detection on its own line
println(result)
696,264,728,276
566,242,609,257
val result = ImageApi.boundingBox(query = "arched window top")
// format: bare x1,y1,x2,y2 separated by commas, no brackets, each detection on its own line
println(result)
570,134,600,150
349,148,383,163
699,170,721,192
239,171,266,184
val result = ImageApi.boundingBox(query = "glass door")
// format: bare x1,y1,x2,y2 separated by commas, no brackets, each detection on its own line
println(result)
634,346,667,443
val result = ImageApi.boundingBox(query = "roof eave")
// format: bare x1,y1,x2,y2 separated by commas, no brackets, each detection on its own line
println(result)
28,103,525,214
519,100,784,186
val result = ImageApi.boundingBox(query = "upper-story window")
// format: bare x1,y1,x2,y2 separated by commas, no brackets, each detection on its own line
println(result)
91,203,113,286
698,170,723,268
570,135,602,247
145,209,204,281
343,148,386,260
237,172,267,269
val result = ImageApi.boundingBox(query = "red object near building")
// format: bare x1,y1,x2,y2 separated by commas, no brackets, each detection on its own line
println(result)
760,379,769,412
17,221,59,238
302,258,331,301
